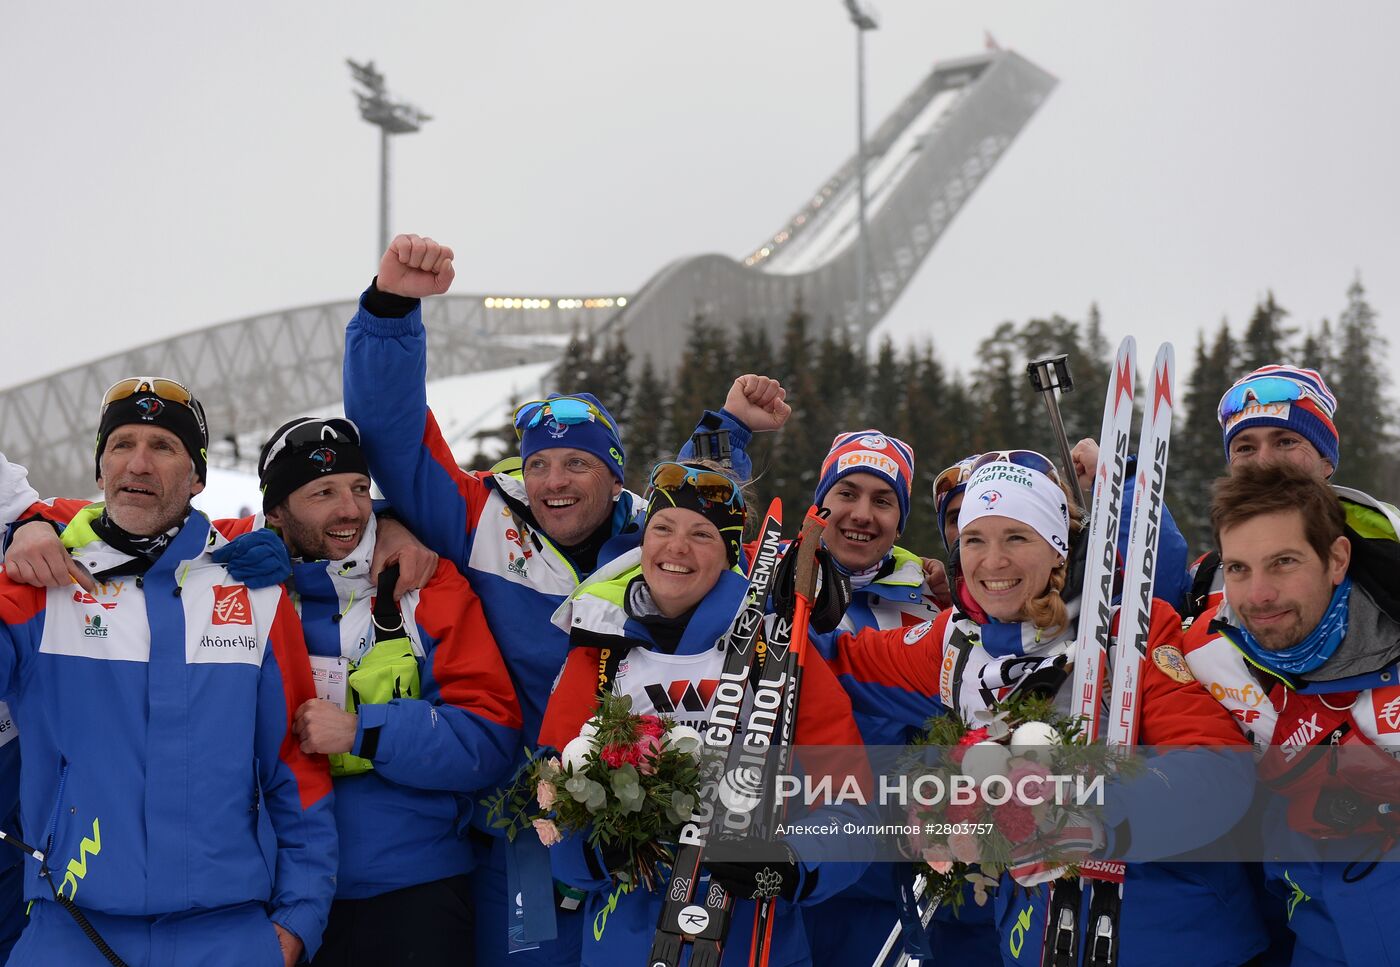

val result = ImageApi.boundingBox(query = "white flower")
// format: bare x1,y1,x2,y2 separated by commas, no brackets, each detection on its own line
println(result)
561,734,594,773
578,718,600,742
960,740,1011,785
1009,722,1062,764
664,725,703,756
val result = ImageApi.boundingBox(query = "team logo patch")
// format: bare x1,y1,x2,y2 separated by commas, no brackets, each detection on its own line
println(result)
1151,644,1194,684
979,490,1001,509
135,396,164,419
545,418,569,439
1372,685,1400,735
904,621,932,644
1224,401,1290,433
211,584,253,626
309,447,336,470
836,450,900,480
857,434,888,449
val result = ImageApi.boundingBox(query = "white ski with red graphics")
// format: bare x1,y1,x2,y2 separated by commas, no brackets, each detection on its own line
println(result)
1069,336,1136,743
649,501,786,967
1043,337,1135,967
1106,343,1175,747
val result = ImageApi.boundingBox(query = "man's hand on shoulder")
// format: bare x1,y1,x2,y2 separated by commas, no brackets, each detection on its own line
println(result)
377,233,455,299
3,520,96,592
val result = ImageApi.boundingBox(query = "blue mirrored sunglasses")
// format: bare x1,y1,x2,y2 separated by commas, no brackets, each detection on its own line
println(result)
512,397,615,438
1217,376,1318,423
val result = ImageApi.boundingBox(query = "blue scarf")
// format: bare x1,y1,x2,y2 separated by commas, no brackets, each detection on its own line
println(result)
1233,577,1352,676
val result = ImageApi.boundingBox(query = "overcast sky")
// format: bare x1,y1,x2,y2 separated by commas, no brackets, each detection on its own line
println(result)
3,1,1397,400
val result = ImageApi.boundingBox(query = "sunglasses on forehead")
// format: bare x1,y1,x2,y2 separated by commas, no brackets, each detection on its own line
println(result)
969,449,1059,479
1217,376,1326,424
260,418,360,471
512,397,616,439
647,462,745,509
100,376,206,431
932,454,983,505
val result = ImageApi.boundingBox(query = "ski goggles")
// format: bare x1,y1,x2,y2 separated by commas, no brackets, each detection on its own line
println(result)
969,449,1059,480
512,396,616,439
932,454,982,508
99,376,206,433
1216,376,1328,426
647,461,745,509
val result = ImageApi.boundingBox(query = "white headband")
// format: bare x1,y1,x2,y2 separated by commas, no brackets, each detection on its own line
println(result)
957,462,1070,557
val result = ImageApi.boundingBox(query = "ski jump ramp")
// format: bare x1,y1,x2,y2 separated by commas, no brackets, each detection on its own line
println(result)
0,50,1055,498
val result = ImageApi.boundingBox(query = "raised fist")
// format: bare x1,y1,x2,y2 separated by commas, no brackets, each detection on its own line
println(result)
723,374,791,433
377,234,455,299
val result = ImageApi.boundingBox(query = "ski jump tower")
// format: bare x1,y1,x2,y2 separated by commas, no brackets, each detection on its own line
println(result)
0,50,1055,498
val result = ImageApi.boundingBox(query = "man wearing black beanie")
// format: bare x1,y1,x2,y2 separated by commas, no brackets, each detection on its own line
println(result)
257,416,522,967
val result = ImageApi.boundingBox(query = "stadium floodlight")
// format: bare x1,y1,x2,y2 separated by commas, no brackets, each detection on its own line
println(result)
841,2,879,331
347,59,433,254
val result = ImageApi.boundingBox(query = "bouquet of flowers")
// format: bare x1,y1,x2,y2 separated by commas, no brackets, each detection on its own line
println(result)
900,693,1138,911
484,693,704,891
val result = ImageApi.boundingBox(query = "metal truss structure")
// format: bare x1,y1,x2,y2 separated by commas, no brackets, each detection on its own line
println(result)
0,50,1055,498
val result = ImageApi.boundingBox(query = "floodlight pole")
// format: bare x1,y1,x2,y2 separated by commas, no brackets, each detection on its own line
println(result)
843,1,880,332
347,59,432,256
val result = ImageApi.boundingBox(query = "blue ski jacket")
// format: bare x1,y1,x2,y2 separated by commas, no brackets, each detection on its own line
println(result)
0,507,338,957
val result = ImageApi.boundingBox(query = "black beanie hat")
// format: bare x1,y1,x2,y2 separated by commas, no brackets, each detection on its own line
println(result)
95,378,209,484
258,417,370,512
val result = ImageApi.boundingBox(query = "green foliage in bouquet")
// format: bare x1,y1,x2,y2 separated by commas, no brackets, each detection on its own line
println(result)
484,693,704,891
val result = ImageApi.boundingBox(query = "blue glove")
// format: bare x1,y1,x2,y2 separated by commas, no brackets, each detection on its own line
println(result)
211,529,291,588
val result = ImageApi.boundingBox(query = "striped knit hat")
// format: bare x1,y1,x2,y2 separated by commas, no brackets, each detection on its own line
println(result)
813,430,915,532
1217,365,1339,471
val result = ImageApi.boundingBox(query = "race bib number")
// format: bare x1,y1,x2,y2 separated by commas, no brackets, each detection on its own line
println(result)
309,655,350,710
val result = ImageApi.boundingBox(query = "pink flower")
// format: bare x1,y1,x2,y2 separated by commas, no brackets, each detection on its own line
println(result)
945,800,983,825
994,802,1037,843
635,733,664,775
1008,762,1053,806
536,780,557,811
636,715,665,739
921,843,955,875
533,818,562,847
948,831,982,864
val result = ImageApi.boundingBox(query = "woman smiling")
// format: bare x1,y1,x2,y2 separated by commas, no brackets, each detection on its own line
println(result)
825,450,1267,967
537,459,866,967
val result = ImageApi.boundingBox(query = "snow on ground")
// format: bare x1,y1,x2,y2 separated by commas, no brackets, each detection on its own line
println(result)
194,361,554,518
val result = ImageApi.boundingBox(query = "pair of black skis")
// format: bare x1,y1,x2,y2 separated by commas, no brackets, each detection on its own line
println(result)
649,502,828,967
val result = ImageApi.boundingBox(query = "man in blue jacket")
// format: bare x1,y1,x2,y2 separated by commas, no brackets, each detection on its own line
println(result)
343,234,786,966
0,377,337,967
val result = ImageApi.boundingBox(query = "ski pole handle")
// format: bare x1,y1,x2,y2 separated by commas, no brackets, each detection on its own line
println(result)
1026,354,1087,512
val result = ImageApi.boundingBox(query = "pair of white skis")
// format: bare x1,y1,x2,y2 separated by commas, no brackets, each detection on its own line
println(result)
1045,336,1175,967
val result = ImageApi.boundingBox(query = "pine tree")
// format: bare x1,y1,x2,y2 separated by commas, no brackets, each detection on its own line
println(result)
624,359,670,492
1173,321,1238,549
1333,274,1391,491
1298,318,1336,381
1240,291,1294,374
970,322,1032,451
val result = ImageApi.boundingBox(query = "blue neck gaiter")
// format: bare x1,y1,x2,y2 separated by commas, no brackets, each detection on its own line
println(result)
1233,577,1352,676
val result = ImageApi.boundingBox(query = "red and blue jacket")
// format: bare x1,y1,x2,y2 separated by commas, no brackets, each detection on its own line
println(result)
0,507,337,956
826,601,1268,967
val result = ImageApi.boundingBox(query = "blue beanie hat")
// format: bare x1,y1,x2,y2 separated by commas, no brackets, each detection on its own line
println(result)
516,393,626,483
813,430,915,532
1217,365,1340,472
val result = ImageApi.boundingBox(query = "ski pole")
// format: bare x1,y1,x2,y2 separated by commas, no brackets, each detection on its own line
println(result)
749,507,829,967
1026,354,1087,511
